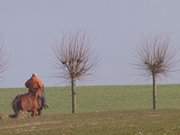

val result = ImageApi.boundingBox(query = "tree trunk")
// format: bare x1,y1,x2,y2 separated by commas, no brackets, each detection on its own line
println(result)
71,79,76,113
152,73,157,110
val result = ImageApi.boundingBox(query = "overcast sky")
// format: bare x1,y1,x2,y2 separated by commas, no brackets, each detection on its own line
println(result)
0,0,180,88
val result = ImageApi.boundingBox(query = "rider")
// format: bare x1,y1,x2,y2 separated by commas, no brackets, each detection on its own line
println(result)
25,73,48,108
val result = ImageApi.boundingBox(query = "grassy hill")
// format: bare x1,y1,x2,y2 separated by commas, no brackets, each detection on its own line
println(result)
0,85,180,135
0,110,180,135
0,85,180,114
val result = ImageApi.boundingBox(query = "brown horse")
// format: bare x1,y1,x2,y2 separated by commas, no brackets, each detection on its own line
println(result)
10,92,43,118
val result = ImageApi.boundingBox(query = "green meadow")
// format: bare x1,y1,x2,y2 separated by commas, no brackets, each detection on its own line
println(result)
0,85,180,114
0,85,180,135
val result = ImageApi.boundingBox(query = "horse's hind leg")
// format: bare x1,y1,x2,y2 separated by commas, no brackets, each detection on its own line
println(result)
13,104,20,117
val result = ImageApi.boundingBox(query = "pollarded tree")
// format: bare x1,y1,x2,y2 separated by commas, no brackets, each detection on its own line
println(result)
53,33,95,113
136,36,176,110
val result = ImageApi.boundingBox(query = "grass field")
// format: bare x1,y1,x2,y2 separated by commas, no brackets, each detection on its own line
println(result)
0,110,180,135
0,85,180,135
0,85,180,114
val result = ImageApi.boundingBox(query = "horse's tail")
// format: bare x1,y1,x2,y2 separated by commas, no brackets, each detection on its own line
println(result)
10,95,21,118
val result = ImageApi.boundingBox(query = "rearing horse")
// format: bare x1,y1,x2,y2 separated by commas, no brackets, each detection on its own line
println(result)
10,91,43,118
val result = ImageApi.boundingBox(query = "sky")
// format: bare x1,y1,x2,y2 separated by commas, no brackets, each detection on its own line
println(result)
0,0,180,88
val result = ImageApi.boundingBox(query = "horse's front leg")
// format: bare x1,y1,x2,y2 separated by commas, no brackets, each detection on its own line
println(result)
31,111,35,117
31,109,39,117
37,109,42,116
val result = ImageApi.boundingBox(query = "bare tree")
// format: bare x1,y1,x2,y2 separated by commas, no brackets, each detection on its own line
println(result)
53,33,95,113
135,36,176,110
